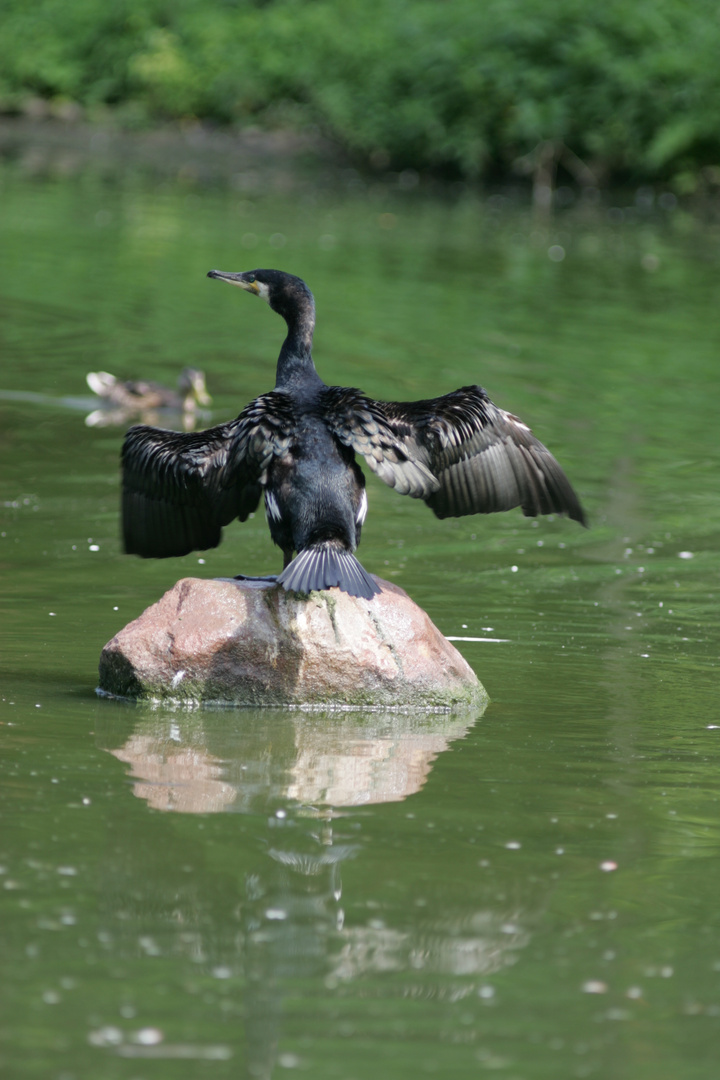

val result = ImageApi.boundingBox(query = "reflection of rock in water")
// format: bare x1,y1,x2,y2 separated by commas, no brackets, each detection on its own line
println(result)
101,706,482,812
287,713,478,806
110,732,237,814
97,703,503,1080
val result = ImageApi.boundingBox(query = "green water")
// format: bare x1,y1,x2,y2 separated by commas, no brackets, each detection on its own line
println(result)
1,166,720,1079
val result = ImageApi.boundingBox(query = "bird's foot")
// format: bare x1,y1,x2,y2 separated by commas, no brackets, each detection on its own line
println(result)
233,573,279,583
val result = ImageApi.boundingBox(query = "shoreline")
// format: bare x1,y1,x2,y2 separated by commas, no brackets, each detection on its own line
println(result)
0,115,339,189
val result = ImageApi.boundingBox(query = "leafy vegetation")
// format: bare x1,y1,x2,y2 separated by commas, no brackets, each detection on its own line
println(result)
2,0,720,185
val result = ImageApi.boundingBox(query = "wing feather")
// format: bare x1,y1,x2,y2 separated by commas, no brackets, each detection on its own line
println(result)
321,386,438,498
324,384,586,524
121,391,294,558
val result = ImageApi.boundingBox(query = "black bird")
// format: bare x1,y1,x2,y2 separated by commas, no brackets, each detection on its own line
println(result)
121,269,586,600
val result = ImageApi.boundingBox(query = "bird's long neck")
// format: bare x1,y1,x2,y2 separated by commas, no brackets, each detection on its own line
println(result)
275,295,321,390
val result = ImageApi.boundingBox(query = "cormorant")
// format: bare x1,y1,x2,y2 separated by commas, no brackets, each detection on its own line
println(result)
121,269,586,600
87,367,211,414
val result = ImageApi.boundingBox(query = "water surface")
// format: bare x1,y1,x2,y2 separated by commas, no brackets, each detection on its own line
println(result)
1,167,719,1079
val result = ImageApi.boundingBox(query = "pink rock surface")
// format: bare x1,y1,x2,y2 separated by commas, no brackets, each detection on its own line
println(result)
98,577,486,709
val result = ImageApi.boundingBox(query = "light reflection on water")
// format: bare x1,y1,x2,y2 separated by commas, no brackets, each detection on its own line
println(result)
1,165,720,1078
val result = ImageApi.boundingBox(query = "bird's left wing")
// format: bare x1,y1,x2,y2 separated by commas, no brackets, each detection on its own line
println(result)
122,391,294,558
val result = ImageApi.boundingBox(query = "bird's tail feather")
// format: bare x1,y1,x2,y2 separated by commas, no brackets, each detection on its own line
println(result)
279,543,380,600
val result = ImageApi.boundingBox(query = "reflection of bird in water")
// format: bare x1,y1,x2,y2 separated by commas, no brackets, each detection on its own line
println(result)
85,367,211,430
121,269,586,599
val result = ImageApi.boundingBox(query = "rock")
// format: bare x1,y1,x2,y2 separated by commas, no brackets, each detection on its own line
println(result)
98,577,487,709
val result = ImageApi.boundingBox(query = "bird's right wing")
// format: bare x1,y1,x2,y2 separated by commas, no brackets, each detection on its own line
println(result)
323,384,586,525
320,386,439,497
382,387,587,523
122,391,294,558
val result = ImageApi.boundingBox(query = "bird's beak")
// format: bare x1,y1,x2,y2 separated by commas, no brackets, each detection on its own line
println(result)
207,269,259,294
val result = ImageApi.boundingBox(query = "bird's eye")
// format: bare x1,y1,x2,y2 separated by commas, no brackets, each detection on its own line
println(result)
246,274,256,284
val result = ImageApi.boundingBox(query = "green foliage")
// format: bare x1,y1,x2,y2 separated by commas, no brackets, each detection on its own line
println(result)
2,0,720,182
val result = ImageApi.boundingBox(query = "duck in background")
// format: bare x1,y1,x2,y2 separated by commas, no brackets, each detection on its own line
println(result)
85,367,211,430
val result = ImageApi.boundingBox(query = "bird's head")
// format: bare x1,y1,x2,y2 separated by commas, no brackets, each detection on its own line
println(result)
207,268,314,325
178,368,212,408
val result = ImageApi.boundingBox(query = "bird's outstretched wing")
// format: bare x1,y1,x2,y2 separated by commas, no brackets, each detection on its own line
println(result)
320,386,438,497
122,391,294,557
323,384,586,524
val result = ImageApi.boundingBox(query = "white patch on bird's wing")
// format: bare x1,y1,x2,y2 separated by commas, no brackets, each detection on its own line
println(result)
503,410,531,432
356,488,368,525
265,490,282,522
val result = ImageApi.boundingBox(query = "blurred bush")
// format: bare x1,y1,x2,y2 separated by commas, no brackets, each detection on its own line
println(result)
1,0,720,183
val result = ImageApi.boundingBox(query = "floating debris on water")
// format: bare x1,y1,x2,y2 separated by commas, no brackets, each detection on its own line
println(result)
446,635,510,643
582,980,608,994
134,1028,164,1046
